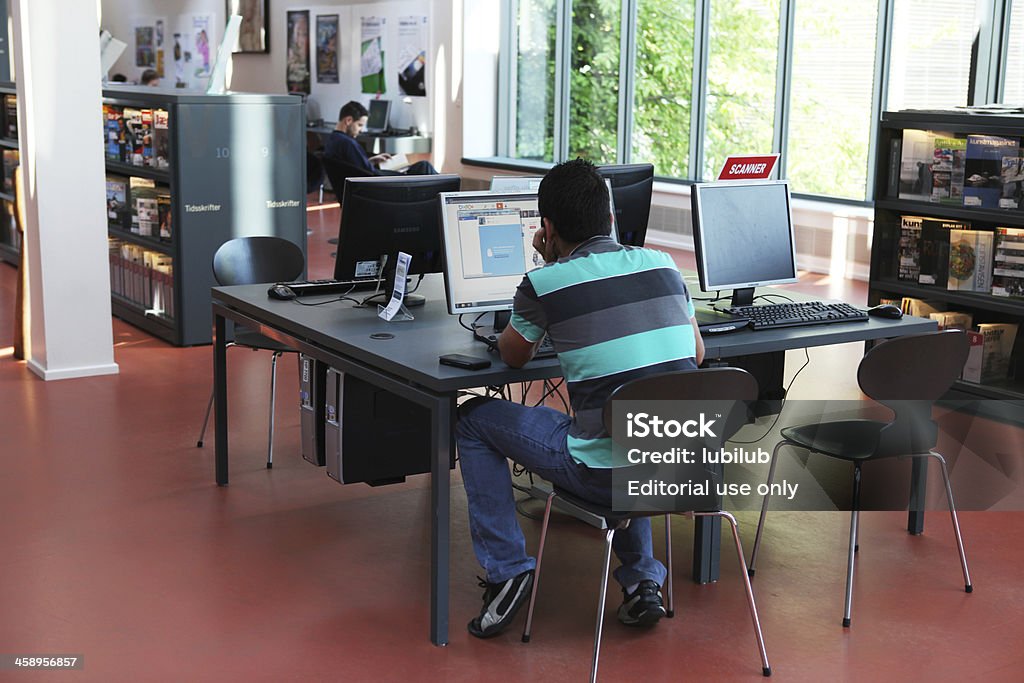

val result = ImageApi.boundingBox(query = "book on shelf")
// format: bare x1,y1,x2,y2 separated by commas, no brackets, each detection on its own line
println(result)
152,109,170,169
963,134,1019,209
929,311,973,331
140,109,154,167
962,323,1019,384
931,136,966,204
992,226,1024,297
103,105,124,162
122,108,145,166
129,177,158,236
4,94,17,138
947,229,994,292
898,129,937,201
998,151,1024,210
157,193,172,242
918,217,970,287
887,136,902,198
899,297,946,317
105,174,128,228
150,253,174,319
2,149,19,193
898,215,923,281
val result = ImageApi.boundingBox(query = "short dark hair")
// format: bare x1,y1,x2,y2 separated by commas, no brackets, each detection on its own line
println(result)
140,69,159,85
338,101,368,121
111,73,128,83
537,158,611,244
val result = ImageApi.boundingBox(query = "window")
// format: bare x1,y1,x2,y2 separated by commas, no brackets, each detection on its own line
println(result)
1002,3,1024,103
632,0,695,178
513,0,558,161
703,0,780,180
887,0,980,111
787,0,879,199
568,0,621,163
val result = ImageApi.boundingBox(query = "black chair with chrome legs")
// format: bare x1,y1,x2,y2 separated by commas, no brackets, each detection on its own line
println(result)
748,330,973,627
521,368,771,681
196,237,305,468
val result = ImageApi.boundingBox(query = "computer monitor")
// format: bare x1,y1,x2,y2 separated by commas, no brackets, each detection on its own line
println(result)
690,180,798,307
366,99,391,133
596,163,654,247
439,190,618,329
334,174,462,305
489,176,620,237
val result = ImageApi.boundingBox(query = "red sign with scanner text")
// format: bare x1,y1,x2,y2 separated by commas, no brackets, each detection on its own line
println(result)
718,154,780,181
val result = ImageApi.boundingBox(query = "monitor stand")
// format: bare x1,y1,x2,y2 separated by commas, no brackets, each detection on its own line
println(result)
364,262,427,308
473,310,511,340
730,287,755,308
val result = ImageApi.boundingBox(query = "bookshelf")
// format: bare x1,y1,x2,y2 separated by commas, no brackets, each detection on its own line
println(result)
0,81,19,265
871,110,1024,410
102,86,307,346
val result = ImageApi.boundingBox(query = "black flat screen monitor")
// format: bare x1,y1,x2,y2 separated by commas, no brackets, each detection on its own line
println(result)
690,180,798,307
366,99,391,133
334,175,462,303
596,163,654,247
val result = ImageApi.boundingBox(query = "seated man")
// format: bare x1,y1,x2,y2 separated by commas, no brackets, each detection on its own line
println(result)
457,159,705,638
323,100,437,176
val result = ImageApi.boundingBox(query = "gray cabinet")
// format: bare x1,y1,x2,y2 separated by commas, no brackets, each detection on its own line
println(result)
103,86,307,345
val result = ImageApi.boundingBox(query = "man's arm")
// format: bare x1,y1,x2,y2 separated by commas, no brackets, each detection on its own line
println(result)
498,325,540,369
691,317,705,366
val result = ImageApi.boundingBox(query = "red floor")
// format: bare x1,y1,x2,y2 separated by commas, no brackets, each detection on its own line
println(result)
1,199,1023,682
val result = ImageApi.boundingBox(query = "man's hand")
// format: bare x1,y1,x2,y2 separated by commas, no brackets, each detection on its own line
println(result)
370,152,393,165
532,227,558,264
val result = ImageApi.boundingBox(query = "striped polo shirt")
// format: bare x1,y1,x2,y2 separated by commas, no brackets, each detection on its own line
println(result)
509,236,698,468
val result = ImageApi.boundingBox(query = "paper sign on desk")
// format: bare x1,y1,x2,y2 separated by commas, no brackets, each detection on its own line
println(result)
379,251,414,321
718,154,780,181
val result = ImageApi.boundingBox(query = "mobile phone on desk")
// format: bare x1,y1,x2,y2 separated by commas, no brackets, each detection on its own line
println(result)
439,353,491,370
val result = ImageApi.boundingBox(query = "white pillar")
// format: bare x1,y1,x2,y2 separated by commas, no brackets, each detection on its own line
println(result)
11,0,117,380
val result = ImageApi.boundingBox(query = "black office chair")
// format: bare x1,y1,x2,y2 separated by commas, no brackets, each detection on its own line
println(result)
322,156,375,247
196,236,305,468
521,368,771,681
748,330,973,627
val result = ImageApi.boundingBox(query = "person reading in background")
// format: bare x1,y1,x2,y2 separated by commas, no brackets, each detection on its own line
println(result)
323,100,437,176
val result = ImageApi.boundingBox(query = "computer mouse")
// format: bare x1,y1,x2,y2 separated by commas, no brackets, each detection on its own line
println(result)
868,303,903,319
267,284,296,300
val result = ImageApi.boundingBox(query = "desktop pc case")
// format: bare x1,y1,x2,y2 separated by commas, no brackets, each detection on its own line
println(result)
299,355,327,467
324,367,436,485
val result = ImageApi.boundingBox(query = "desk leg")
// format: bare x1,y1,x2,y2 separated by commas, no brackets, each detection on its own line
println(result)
693,515,721,583
430,396,454,646
214,313,229,486
908,457,927,534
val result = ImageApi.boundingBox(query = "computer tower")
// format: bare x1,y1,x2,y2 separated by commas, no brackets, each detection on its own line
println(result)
298,354,326,466
324,367,437,486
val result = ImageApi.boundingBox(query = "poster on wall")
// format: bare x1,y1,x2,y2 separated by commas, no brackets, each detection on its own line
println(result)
360,16,386,94
286,10,311,94
228,0,269,53
316,15,339,84
192,15,213,78
172,31,193,88
155,17,166,77
135,25,155,67
397,16,427,97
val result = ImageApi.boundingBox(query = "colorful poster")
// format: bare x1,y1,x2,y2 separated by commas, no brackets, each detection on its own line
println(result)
192,15,213,78
360,16,386,94
154,18,166,77
286,10,311,93
135,26,155,67
397,16,427,97
229,0,268,53
316,15,339,84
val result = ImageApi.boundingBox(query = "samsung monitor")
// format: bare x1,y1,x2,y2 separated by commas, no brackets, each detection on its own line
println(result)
334,174,462,305
690,180,798,307
365,99,391,133
596,163,654,247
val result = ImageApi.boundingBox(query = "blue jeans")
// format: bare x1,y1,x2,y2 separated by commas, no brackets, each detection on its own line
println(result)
456,397,667,587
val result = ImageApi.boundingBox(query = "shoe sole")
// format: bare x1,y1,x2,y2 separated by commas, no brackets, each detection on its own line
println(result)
618,605,667,627
467,573,534,639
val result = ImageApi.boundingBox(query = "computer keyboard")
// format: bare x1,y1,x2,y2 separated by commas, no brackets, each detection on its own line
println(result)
280,279,381,297
535,335,556,359
724,301,868,331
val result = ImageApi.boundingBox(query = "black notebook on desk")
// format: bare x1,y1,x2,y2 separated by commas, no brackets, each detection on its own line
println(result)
693,307,749,335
